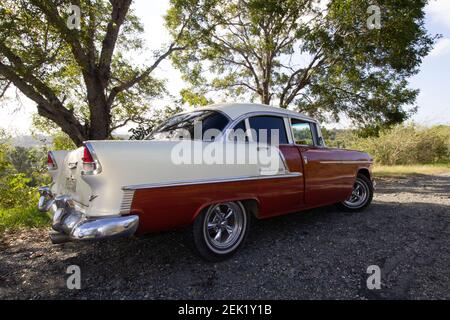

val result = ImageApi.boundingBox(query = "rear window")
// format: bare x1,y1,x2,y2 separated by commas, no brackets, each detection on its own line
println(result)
148,110,229,141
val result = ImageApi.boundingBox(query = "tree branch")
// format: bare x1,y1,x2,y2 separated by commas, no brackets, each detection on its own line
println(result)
106,12,192,107
106,43,185,107
0,61,85,145
279,51,324,106
214,81,258,93
29,0,93,76
98,0,133,84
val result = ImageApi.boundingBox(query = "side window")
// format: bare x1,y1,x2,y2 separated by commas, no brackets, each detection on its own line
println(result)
229,120,248,142
291,119,315,146
248,116,288,144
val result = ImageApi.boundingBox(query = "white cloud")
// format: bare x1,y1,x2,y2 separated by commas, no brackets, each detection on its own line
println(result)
426,0,450,28
429,38,450,57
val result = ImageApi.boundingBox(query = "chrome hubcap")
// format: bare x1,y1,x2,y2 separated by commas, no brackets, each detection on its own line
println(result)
204,202,246,253
344,178,368,208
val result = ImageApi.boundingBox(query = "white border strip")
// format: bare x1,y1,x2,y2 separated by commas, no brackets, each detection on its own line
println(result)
122,172,303,191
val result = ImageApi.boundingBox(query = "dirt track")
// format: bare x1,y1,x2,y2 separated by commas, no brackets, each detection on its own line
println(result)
1,174,449,300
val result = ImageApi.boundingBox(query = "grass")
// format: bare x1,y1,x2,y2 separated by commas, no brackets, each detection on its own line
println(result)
373,163,450,177
0,206,50,233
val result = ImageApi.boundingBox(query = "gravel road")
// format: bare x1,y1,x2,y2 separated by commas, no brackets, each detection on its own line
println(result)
1,174,449,300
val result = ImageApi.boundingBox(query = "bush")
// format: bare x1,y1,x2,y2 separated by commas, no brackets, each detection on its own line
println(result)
0,173,39,209
349,124,450,165
0,135,50,232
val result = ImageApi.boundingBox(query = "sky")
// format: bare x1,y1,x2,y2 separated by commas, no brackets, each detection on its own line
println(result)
0,0,449,135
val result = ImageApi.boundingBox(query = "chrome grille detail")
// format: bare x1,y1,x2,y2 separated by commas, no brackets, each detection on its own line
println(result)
119,190,135,214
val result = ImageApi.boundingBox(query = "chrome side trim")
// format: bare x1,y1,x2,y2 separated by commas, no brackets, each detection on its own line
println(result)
319,160,373,164
277,148,290,173
122,172,303,191
284,117,294,144
119,190,135,214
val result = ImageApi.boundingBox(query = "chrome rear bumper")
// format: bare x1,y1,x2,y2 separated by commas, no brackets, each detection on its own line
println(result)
38,187,139,244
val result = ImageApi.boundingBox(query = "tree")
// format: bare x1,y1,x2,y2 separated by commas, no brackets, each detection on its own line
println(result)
0,0,190,145
128,104,183,140
166,0,435,129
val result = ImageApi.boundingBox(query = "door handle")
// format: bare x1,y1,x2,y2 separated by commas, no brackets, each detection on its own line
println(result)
303,155,308,165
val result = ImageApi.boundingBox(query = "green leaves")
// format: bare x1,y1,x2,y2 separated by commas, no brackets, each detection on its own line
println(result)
0,0,182,145
166,0,435,130
0,0,438,141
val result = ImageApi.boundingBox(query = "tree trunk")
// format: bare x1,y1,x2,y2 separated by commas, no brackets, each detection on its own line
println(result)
84,74,111,141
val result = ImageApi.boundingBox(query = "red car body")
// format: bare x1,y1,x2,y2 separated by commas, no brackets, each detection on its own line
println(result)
130,144,373,234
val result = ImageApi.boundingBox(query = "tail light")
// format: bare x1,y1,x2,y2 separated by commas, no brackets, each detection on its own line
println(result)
81,143,102,175
47,152,58,170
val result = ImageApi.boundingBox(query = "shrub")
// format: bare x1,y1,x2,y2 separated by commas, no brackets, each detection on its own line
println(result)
349,124,450,165
0,136,50,232
0,173,39,209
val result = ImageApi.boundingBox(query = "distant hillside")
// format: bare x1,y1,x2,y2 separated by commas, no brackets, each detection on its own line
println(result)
11,135,51,148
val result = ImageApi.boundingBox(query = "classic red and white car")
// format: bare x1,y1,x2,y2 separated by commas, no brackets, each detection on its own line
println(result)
38,103,374,261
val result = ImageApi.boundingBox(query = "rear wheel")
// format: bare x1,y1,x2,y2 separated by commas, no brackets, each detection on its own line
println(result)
189,201,250,261
337,174,373,212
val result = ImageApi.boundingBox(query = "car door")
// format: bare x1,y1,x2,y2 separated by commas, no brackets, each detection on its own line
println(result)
246,115,305,216
290,119,355,207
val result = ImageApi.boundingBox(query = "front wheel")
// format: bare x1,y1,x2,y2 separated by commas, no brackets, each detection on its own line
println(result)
189,201,250,261
337,174,373,212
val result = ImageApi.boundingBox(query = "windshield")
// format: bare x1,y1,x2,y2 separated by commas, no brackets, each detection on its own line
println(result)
147,110,230,141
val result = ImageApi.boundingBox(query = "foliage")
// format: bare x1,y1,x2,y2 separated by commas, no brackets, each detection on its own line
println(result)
0,206,49,232
321,127,356,148
167,0,436,131
0,173,39,208
0,0,191,145
129,104,184,140
179,89,213,107
0,144,49,232
51,131,77,150
0,134,49,234
327,124,450,165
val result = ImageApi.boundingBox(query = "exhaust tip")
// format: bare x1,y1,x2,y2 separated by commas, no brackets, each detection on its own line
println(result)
49,231,71,244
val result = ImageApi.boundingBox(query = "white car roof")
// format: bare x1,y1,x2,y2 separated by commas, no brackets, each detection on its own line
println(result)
201,103,316,122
